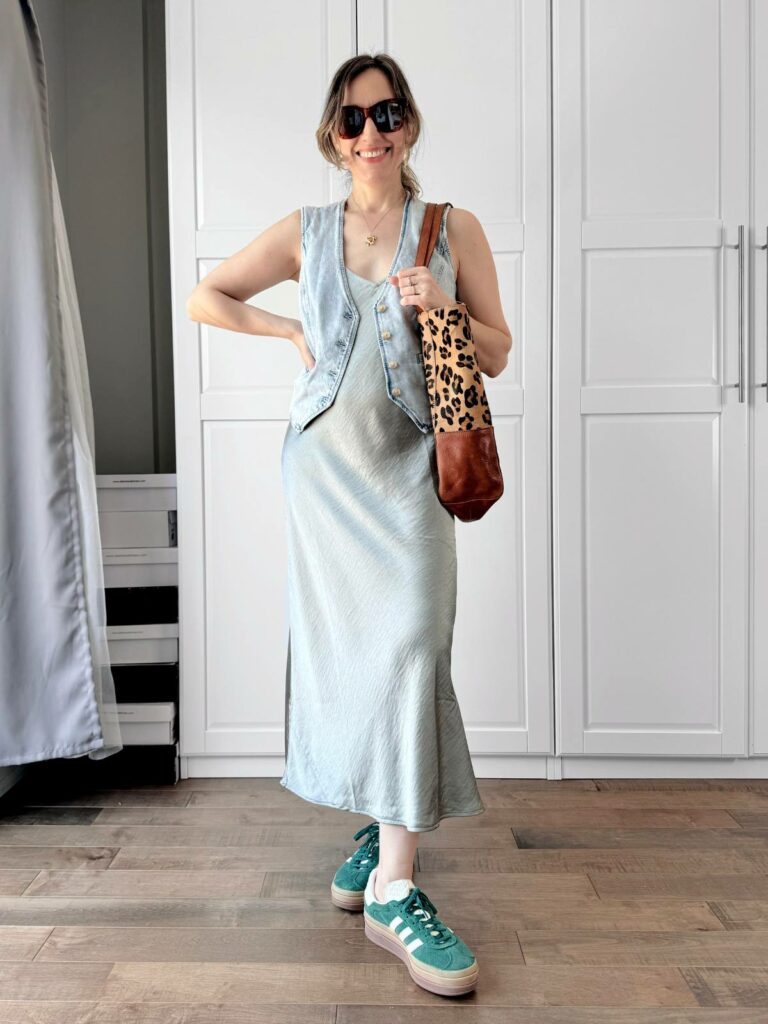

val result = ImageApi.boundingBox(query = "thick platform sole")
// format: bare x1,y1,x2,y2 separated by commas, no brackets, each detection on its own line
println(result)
330,881,365,912
364,911,479,997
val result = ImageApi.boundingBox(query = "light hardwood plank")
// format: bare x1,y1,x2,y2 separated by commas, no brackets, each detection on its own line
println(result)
680,967,768,1006
518,930,768,966
23,869,268,898
0,926,52,961
0,1004,333,1023
101,961,697,1007
419,847,768,875
707,901,768,931
0,870,40,896
0,847,117,870
591,875,768,900
514,828,768,849
28,924,523,964
0,1007,331,1024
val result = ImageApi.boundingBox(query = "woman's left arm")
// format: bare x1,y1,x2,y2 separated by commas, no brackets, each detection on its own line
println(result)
447,208,512,378
393,208,513,378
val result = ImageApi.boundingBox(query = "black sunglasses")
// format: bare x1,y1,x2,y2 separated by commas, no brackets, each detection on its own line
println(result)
338,98,407,140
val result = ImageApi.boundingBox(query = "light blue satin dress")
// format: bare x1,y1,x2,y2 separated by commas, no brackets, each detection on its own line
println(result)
279,268,485,832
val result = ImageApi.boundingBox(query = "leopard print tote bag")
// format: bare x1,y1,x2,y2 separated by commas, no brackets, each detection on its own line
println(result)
413,202,504,522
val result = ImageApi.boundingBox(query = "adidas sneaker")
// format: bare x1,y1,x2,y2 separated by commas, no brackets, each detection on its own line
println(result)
363,864,479,997
330,821,380,911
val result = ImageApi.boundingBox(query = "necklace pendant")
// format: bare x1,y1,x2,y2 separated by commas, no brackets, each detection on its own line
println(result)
364,234,377,246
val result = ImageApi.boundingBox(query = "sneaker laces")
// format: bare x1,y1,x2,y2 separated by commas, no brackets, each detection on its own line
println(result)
401,887,454,944
350,821,379,867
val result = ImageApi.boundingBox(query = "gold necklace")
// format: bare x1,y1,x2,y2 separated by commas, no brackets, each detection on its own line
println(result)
348,193,405,246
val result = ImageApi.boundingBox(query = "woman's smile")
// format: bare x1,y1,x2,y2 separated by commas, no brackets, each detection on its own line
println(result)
356,145,392,162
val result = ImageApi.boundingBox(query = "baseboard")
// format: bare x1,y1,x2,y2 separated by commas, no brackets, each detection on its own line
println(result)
179,754,768,781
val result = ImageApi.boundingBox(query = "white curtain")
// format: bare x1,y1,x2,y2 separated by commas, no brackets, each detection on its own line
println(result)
52,159,122,762
0,0,122,764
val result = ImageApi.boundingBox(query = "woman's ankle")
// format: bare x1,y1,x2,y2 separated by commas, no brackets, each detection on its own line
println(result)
374,868,413,903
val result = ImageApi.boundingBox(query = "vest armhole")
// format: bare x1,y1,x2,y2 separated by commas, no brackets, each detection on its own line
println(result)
437,202,457,279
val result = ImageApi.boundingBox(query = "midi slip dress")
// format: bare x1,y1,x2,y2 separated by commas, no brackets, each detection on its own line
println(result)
279,263,485,833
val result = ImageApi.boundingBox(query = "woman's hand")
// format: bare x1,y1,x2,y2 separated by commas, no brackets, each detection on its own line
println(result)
389,266,453,311
287,320,316,371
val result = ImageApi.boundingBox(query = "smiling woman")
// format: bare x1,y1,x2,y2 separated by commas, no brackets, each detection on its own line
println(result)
186,50,511,999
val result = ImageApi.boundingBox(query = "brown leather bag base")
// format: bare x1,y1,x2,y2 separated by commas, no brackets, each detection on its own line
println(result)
434,427,504,521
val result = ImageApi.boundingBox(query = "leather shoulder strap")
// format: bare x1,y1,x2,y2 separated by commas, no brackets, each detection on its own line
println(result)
414,202,450,315
415,202,449,269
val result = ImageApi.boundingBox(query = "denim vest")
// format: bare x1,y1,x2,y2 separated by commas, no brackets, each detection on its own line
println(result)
288,193,457,434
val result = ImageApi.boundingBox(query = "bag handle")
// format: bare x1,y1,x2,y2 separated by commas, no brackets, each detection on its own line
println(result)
414,202,450,315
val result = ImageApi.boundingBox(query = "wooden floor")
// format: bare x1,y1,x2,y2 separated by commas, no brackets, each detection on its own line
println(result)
2,773,768,1021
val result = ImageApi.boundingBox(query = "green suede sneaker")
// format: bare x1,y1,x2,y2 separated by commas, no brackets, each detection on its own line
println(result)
330,821,380,911
363,865,479,997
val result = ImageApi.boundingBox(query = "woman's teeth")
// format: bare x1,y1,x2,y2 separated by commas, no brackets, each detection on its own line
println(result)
357,147,390,159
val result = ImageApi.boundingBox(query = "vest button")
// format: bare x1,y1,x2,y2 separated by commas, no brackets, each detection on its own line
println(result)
391,387,401,397
377,303,387,312
381,330,392,340
388,360,398,369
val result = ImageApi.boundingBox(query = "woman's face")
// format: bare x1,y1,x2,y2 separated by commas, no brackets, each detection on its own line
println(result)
335,68,410,183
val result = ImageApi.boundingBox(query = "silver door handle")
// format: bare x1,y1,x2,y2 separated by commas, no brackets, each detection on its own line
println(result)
723,225,745,403
758,226,768,402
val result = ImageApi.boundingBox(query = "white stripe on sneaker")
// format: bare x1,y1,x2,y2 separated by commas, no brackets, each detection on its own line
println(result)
405,937,423,951
397,926,413,940
388,915,403,931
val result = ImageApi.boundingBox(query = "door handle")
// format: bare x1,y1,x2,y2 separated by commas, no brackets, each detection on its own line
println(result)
723,225,746,403
758,226,768,402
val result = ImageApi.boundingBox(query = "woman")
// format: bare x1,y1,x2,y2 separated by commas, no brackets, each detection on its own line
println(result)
187,53,511,998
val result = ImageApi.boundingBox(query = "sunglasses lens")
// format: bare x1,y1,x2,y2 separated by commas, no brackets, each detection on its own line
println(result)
339,99,405,138
339,106,364,139
377,100,404,131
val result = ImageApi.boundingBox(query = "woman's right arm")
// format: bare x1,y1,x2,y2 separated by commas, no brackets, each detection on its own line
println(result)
186,208,313,367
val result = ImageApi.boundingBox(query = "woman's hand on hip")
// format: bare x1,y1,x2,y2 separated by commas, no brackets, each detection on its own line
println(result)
390,266,452,311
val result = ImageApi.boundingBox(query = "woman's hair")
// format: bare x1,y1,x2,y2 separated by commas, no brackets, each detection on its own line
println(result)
316,52,423,199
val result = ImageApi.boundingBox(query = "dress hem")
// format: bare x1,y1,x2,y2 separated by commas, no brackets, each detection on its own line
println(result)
279,776,486,833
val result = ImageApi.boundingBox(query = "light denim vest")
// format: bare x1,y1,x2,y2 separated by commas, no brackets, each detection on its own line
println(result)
288,193,457,434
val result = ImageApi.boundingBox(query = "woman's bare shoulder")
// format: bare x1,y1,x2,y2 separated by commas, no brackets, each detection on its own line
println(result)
444,206,485,277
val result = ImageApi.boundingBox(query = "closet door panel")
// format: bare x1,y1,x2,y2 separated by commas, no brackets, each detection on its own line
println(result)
357,0,521,231
554,0,750,757
168,0,354,757
202,421,288,755
358,0,552,755
752,0,768,754
192,0,352,228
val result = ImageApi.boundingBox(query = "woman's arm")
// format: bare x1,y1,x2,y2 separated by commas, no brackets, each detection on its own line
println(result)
186,208,304,349
446,208,513,378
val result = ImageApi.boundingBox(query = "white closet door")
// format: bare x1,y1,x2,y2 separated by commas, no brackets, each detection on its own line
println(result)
168,0,551,772
752,0,768,754
553,0,750,757
358,0,552,760
167,0,354,764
